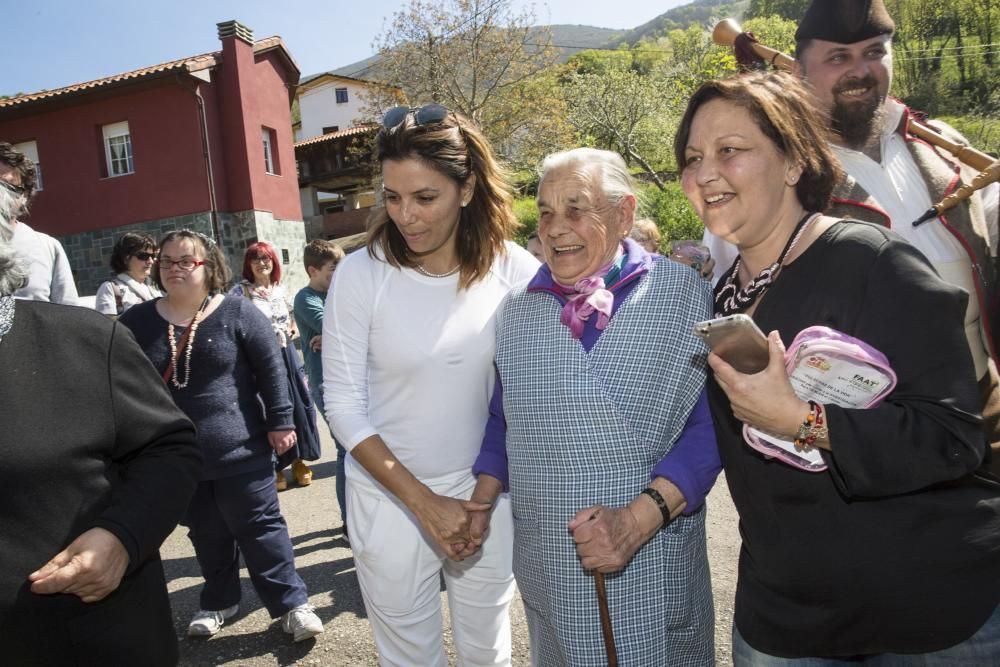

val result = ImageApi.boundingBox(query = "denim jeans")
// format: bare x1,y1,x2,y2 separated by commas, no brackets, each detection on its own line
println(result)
732,603,1000,666
311,384,347,526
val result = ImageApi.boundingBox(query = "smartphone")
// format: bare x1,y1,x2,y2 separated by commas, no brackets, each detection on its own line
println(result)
693,314,769,374
671,240,711,274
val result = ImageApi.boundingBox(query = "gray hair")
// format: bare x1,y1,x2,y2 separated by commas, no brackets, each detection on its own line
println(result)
0,185,28,295
538,148,636,206
0,242,28,296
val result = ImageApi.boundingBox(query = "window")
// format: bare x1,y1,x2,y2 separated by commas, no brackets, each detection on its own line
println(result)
262,127,279,175
335,88,349,104
322,125,339,135
13,141,41,191
281,248,290,264
102,121,134,176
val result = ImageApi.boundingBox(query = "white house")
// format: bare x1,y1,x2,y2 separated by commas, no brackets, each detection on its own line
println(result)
295,73,382,141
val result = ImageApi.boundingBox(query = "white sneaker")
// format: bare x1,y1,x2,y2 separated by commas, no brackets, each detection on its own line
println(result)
282,603,324,642
187,604,240,637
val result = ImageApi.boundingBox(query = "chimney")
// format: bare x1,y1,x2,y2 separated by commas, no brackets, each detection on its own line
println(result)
217,20,253,44
215,19,258,212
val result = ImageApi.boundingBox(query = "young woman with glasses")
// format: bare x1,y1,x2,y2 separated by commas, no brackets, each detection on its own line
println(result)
95,232,162,318
118,229,324,644
322,104,539,665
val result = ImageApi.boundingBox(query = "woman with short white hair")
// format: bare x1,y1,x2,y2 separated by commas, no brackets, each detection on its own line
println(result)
472,147,722,665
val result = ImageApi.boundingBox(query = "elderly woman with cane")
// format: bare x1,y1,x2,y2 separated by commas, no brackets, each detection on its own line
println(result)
677,71,1000,663
471,147,721,665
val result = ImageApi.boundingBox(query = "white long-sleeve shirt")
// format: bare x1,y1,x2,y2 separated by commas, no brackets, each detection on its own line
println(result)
322,241,539,486
11,221,78,305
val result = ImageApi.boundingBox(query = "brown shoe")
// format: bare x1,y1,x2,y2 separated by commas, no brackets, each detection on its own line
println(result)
275,470,288,492
292,459,313,487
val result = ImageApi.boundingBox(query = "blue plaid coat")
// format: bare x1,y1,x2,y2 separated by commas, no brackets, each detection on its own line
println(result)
496,259,715,666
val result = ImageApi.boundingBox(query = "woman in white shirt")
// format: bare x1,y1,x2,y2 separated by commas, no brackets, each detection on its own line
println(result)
323,104,538,667
95,233,161,318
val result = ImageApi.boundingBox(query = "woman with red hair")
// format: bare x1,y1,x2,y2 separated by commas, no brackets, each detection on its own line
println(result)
231,242,315,490
232,242,296,346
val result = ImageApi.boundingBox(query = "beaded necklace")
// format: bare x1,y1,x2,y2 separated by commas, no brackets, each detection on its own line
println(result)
715,212,817,316
166,295,211,389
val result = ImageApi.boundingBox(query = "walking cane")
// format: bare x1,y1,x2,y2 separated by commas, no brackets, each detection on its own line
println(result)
595,572,618,666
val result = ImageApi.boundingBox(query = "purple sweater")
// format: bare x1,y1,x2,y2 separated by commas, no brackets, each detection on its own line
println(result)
473,240,721,515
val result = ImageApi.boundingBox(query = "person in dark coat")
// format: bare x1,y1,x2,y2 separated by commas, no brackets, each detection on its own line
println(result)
0,186,202,665
120,229,324,643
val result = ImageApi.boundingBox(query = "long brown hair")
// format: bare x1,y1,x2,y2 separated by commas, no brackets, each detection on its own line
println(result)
674,71,843,213
367,108,516,289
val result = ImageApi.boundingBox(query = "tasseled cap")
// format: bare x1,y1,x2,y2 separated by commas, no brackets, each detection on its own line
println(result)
795,0,895,44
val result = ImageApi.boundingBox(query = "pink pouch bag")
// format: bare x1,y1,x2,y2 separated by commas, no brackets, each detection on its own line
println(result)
743,326,898,472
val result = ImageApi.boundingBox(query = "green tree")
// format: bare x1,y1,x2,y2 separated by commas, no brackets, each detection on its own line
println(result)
741,15,798,61
562,58,680,189
746,0,809,21
364,0,568,165
562,26,733,188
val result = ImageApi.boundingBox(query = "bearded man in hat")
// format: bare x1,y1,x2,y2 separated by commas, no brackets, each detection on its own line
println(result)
702,0,1000,476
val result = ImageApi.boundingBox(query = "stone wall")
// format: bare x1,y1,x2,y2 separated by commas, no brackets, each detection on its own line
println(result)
60,210,309,298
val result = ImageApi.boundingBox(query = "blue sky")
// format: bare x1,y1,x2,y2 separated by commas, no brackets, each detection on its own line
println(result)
5,0,687,96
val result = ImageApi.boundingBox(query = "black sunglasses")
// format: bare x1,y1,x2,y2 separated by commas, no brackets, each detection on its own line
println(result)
382,104,450,131
134,251,158,261
0,180,27,197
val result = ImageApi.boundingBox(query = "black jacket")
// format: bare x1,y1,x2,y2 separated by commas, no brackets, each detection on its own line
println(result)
0,301,201,666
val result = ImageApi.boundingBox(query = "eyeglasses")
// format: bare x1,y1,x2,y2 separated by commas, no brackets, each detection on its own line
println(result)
134,252,158,261
0,180,26,197
158,258,206,271
382,104,449,131
251,256,273,264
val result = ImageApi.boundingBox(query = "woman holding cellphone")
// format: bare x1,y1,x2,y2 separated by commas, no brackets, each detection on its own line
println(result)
676,70,1000,663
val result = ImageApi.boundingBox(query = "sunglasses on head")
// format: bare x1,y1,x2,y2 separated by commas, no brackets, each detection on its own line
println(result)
134,251,157,261
382,104,450,131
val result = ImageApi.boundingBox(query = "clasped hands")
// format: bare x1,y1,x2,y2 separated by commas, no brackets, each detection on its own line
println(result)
415,492,494,561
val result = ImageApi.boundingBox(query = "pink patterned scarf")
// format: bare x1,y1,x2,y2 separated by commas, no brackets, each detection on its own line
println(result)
556,250,624,339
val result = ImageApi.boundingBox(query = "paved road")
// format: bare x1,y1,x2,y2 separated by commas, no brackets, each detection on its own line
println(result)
164,428,742,666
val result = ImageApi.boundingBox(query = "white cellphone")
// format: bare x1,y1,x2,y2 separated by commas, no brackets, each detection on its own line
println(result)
693,314,769,374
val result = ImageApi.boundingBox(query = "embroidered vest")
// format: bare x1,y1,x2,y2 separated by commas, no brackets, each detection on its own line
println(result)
829,111,998,358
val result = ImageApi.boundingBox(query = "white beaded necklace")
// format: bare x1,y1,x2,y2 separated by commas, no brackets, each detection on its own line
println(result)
167,296,210,389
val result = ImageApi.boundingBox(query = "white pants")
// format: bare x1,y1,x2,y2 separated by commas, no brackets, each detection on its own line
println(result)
347,471,515,667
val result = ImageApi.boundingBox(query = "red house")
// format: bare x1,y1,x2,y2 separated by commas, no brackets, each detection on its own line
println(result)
0,20,307,294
